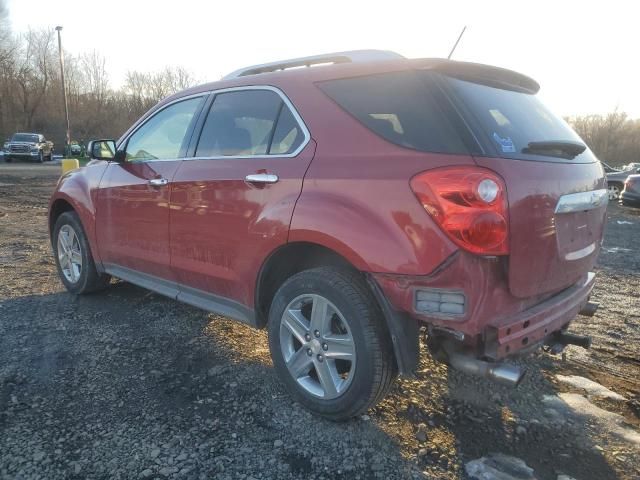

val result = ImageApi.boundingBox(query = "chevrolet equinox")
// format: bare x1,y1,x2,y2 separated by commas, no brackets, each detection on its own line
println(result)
49,50,606,420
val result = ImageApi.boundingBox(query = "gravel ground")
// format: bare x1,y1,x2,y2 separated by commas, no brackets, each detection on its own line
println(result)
0,163,639,480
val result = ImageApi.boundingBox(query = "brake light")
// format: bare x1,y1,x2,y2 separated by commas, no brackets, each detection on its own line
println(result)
410,166,509,255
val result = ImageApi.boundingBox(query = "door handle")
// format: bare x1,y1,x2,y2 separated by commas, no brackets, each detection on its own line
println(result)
245,173,279,184
148,177,169,187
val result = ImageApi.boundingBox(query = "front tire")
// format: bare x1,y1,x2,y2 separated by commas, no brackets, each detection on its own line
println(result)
608,182,622,200
38,150,44,163
53,211,111,294
268,267,396,421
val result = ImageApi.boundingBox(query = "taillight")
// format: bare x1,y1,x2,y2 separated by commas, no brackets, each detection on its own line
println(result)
410,166,509,255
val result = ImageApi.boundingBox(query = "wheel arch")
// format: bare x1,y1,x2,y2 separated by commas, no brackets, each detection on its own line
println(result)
49,198,76,239
254,242,356,328
254,241,419,376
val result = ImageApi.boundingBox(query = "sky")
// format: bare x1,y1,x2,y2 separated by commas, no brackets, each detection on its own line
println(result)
5,0,640,118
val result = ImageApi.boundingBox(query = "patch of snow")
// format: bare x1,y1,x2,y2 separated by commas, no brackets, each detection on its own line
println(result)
556,375,625,400
465,453,537,480
601,247,632,254
616,220,633,225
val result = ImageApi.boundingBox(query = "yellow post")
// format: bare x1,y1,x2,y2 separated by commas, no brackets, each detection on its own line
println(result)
61,158,79,174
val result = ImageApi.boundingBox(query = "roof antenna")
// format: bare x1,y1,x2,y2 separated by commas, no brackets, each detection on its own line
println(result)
447,26,467,59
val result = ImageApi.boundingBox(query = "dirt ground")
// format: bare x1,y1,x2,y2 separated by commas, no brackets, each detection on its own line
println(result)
0,163,638,480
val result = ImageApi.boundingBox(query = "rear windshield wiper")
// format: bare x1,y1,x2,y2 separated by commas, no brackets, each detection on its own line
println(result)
522,140,586,159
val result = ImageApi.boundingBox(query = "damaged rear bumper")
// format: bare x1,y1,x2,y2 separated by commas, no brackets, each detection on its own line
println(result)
482,272,595,360
371,254,597,377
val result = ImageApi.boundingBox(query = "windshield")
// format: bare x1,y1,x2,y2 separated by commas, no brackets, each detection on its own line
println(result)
444,75,592,162
12,133,39,143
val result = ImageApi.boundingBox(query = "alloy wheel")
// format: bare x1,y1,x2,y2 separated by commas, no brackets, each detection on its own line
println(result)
57,224,83,283
608,184,620,200
279,294,356,399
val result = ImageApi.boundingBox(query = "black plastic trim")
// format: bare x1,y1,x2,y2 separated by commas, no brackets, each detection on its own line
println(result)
103,263,257,327
365,273,420,378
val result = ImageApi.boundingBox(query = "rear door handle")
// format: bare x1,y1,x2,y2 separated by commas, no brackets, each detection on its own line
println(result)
245,173,279,184
148,177,169,187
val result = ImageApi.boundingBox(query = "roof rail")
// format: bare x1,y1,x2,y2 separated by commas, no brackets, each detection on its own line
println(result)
222,49,404,80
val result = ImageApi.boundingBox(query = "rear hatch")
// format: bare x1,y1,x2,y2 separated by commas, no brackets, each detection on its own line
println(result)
318,61,607,298
439,68,607,298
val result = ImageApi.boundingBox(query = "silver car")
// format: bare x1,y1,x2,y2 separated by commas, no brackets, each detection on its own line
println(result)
603,161,640,199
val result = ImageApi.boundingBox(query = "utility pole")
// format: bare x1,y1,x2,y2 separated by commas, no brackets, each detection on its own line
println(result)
55,26,70,156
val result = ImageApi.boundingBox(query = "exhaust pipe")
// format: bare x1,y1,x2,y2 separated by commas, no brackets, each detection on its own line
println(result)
579,301,599,317
555,331,592,349
444,344,525,387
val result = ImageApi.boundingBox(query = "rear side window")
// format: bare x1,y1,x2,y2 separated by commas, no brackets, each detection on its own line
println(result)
444,76,589,161
195,89,305,157
270,107,304,155
318,71,468,154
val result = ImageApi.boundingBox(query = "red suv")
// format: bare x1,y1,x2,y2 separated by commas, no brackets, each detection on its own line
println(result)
49,50,607,420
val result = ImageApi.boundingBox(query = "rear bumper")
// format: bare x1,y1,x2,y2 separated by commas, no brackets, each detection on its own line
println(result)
481,271,595,360
372,252,596,361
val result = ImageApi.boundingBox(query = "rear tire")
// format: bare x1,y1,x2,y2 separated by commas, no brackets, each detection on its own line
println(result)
268,266,396,421
53,211,111,294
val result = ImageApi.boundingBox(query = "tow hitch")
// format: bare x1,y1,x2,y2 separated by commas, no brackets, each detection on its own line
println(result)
579,301,599,317
545,330,592,354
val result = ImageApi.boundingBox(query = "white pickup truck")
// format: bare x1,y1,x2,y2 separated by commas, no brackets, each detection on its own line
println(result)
3,132,54,163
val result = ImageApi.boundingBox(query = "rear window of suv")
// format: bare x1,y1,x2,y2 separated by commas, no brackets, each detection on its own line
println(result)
320,69,591,163
318,71,468,155
444,76,589,162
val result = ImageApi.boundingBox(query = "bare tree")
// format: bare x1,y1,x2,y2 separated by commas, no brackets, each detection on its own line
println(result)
568,110,640,167
80,50,109,110
14,28,56,129
0,23,196,146
124,67,197,115
0,0,12,63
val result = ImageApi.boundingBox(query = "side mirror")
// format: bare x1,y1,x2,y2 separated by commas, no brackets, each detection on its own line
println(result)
88,139,121,161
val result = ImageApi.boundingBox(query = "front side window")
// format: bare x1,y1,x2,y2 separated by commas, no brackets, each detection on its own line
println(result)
126,96,204,161
195,89,304,157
